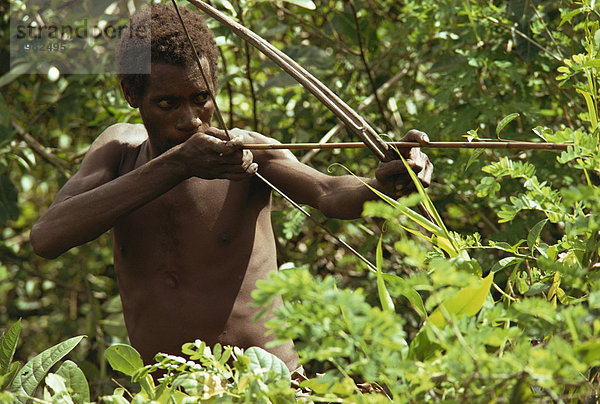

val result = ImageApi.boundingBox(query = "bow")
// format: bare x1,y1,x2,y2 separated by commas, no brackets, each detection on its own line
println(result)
170,0,381,272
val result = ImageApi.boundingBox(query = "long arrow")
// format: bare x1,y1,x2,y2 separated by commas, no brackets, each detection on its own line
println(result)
242,141,572,151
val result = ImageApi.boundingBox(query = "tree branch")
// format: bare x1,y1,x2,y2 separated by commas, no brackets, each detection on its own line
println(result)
348,0,391,131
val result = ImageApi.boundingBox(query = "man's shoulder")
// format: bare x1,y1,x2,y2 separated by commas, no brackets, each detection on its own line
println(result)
92,123,147,150
77,123,148,174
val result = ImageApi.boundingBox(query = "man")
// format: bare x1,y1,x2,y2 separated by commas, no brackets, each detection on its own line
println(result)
30,4,433,372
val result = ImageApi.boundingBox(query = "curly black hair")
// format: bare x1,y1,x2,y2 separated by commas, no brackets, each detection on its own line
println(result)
117,3,219,102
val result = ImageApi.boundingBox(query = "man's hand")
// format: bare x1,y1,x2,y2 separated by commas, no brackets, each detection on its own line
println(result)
177,127,258,181
375,129,433,197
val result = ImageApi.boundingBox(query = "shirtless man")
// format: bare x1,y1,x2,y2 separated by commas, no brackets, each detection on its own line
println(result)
30,4,433,372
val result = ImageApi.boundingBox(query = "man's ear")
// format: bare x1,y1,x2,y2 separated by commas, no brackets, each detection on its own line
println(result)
120,80,139,108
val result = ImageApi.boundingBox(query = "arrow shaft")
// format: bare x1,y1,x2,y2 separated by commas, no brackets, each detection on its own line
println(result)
242,141,572,151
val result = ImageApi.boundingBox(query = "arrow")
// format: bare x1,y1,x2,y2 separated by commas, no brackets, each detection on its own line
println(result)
242,141,572,151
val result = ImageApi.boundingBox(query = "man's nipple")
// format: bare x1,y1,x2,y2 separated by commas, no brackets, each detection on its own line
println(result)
162,271,179,288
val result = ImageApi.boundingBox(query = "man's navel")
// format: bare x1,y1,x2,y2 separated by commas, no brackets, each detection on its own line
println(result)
161,270,179,288
217,232,231,245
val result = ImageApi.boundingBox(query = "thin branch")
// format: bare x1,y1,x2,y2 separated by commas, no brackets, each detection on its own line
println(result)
235,0,258,132
218,47,235,127
272,2,361,57
11,118,71,177
348,0,390,130
484,15,561,61
528,0,563,59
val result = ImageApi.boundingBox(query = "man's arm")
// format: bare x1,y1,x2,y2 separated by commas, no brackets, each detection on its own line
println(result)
31,124,255,259
250,130,433,220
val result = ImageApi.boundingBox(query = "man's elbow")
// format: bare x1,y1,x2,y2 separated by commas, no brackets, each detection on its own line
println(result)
30,222,63,259
318,200,361,220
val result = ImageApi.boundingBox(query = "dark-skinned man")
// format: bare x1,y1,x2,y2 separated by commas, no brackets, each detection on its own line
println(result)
30,4,433,373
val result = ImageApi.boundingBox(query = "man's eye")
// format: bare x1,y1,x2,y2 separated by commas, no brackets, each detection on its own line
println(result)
195,93,209,104
157,99,175,108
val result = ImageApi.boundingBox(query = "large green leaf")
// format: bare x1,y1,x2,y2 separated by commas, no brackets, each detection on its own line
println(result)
245,347,290,384
0,319,21,375
55,361,90,404
10,336,85,403
428,273,494,329
104,344,144,377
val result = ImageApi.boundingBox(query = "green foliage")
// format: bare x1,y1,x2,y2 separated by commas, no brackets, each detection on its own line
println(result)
0,319,21,391
102,341,296,403
11,336,86,403
0,323,87,403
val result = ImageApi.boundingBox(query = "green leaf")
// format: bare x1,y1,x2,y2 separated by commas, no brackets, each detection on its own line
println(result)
0,319,21,376
0,63,32,88
527,219,548,251
55,361,90,404
245,346,291,384
428,273,494,328
10,336,85,404
104,344,144,377
576,341,600,366
383,273,426,320
397,154,461,257
44,373,73,403
577,88,598,131
281,0,316,9
464,148,485,172
375,236,395,313
490,257,523,274
300,372,355,396
0,362,20,391
496,113,520,137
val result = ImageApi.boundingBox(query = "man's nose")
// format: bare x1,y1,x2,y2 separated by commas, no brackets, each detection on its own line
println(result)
176,105,202,132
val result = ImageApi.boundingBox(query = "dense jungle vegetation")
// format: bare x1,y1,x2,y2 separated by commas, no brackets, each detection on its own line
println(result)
1,0,600,402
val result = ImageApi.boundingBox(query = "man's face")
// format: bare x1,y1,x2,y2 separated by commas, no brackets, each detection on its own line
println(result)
136,60,216,155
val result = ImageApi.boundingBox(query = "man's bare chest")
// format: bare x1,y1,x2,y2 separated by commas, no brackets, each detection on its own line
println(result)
112,176,270,262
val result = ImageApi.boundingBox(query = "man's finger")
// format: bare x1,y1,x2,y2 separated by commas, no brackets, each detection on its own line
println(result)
417,156,433,187
204,127,229,141
401,129,430,144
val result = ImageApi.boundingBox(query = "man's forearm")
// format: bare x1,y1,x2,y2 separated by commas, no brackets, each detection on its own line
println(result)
317,176,386,220
30,149,187,259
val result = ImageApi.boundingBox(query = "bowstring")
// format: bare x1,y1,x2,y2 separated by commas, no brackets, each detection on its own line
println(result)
170,0,379,273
